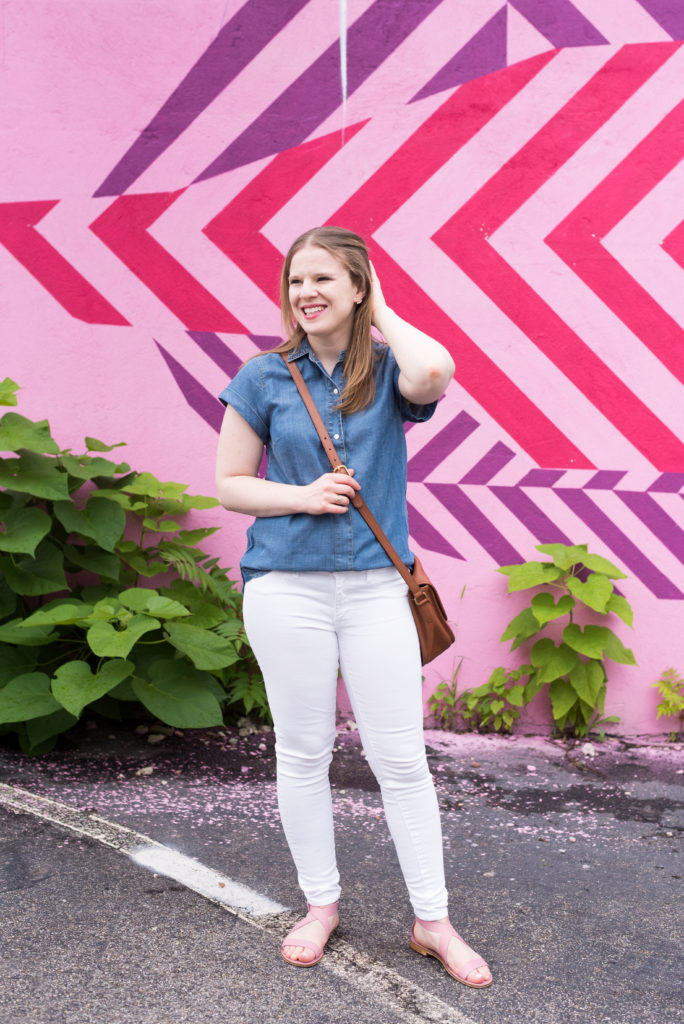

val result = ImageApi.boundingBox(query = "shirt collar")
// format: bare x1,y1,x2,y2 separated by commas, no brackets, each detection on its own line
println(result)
287,337,346,366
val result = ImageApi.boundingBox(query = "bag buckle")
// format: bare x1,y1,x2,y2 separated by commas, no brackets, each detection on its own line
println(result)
334,465,351,475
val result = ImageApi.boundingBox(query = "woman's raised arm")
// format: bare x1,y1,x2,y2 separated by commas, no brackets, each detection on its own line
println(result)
370,264,455,405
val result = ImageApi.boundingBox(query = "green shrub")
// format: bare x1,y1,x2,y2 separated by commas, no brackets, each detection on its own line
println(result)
652,668,683,741
452,543,635,739
0,377,269,755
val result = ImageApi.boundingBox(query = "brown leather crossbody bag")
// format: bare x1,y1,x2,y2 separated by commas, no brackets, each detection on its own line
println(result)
283,354,455,666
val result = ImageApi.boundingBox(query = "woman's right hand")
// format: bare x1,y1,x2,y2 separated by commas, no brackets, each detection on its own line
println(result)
299,470,361,515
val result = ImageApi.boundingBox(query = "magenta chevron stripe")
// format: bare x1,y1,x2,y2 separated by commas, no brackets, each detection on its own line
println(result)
636,0,684,36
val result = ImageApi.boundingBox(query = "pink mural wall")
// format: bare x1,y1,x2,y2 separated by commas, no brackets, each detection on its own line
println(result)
2,0,683,735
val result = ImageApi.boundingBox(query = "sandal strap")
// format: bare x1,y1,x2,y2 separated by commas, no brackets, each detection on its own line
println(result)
415,917,461,963
282,902,338,953
454,955,489,982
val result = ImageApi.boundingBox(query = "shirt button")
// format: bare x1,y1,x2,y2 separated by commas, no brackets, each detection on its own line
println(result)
333,433,340,440
333,388,339,395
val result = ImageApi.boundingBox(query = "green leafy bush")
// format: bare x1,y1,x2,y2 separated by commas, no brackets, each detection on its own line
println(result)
453,543,636,739
0,377,269,755
652,668,683,741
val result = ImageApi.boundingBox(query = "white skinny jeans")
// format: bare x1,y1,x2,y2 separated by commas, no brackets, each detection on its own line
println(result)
242,566,449,919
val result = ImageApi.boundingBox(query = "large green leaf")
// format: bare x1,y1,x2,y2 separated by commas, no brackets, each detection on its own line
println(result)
122,473,186,499
0,451,69,500
0,577,17,618
0,506,52,555
87,614,160,658
0,645,38,685
0,413,59,454
131,660,223,728
0,540,67,595
85,436,126,453
530,638,579,683
606,593,634,627
0,618,56,646
501,607,540,644
563,624,636,664
498,561,563,592
549,679,579,720
164,622,240,670
0,673,61,723
568,659,605,705
536,543,588,570
52,659,134,717
0,378,20,407
25,708,78,750
530,592,576,625
566,574,613,613
54,497,126,552
579,552,626,579
118,588,190,619
64,544,121,580
20,599,94,627
60,453,130,481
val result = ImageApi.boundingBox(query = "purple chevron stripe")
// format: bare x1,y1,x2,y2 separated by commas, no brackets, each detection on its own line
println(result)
412,6,507,102
517,468,566,487
407,410,479,481
584,470,628,489
636,0,684,38
554,488,683,598
491,486,573,544
188,331,242,378
156,342,223,432
459,440,515,484
508,0,608,46
617,491,684,564
95,0,310,197
195,0,441,181
250,334,283,351
407,500,464,560
428,484,523,564
648,472,684,492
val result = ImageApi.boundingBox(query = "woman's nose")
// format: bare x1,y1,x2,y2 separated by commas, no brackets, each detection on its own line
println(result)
300,277,318,298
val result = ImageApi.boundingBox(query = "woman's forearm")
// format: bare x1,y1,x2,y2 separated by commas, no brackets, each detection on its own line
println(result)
374,305,454,395
217,475,305,517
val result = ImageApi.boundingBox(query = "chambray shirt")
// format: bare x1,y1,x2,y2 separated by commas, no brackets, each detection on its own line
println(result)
218,339,436,585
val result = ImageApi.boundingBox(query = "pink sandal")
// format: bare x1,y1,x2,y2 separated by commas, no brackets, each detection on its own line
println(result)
281,902,339,967
410,918,492,988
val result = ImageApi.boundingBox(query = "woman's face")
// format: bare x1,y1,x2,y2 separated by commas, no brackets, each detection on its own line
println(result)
287,245,365,347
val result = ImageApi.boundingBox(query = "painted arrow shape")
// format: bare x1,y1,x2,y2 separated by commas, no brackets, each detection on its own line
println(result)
332,51,593,469
89,191,246,332
0,200,128,325
434,42,684,471
546,90,684,386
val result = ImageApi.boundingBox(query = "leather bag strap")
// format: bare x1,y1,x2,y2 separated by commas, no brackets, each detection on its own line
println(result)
282,354,419,596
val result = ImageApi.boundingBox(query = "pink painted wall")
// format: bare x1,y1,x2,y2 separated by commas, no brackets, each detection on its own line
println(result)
2,1,683,735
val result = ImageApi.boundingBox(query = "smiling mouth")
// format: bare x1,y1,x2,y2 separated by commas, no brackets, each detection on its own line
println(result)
301,305,326,316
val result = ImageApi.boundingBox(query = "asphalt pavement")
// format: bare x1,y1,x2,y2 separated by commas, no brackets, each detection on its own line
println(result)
0,719,681,1024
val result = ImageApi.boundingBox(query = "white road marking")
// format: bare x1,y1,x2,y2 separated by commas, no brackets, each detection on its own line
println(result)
0,782,481,1024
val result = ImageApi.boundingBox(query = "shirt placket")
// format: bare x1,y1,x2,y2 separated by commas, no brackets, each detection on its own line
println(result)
328,364,353,570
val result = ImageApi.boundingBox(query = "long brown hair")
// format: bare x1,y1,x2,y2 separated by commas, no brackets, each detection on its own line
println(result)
265,226,377,414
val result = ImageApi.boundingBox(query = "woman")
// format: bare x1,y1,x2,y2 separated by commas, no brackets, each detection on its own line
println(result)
215,227,492,988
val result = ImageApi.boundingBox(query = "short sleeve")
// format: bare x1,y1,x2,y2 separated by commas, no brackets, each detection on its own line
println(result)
390,350,438,423
218,359,269,443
